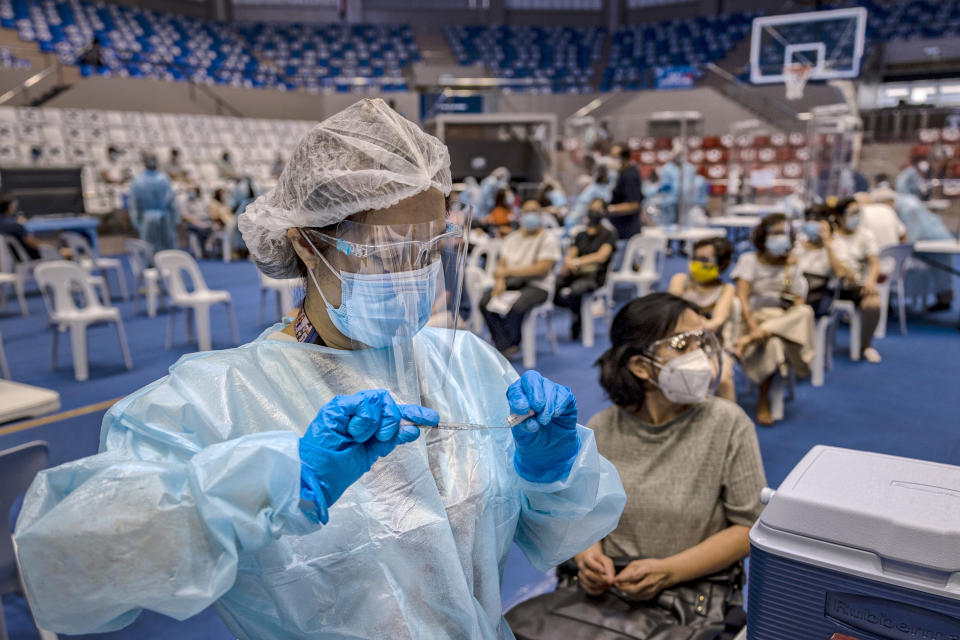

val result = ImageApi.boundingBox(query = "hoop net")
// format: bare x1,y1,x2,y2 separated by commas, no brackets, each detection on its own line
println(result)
784,63,814,100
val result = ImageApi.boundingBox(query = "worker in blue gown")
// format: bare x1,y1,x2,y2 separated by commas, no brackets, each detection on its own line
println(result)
14,98,626,639
894,156,930,200
129,152,179,251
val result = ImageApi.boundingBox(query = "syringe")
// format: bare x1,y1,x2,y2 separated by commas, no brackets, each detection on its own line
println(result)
404,410,536,431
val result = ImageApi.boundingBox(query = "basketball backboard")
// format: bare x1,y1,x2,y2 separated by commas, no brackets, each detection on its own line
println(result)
750,7,867,85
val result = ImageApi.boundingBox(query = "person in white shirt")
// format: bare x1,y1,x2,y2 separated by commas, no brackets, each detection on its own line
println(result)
480,201,562,357
855,191,907,249
832,198,883,363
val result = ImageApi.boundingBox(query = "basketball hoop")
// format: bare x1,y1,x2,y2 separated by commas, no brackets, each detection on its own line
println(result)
784,63,814,100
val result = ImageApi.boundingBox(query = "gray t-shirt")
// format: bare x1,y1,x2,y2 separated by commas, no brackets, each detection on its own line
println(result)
588,397,766,559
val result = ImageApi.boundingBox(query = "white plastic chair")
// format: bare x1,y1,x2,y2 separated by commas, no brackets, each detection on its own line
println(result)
831,299,862,362
521,292,558,370
259,272,299,325
0,330,9,379
0,235,27,316
465,240,500,335
875,243,913,338
34,261,133,382
154,250,238,352
125,239,165,317
607,233,667,299
61,231,130,301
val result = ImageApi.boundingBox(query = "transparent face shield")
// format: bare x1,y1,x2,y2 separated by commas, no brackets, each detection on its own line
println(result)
639,329,723,402
298,200,472,406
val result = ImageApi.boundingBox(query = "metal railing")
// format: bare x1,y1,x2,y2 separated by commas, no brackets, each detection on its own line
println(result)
863,106,960,143
704,63,804,132
0,62,65,106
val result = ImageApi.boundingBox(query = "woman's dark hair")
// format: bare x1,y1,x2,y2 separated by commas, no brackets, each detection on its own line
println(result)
537,184,554,208
213,187,226,202
494,189,508,209
833,196,857,218
692,236,733,271
594,164,608,185
588,198,607,214
596,293,703,410
804,203,832,222
752,212,793,254
0,197,14,216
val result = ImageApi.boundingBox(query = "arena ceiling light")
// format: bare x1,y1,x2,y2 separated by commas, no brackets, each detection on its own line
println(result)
940,85,960,94
884,87,909,97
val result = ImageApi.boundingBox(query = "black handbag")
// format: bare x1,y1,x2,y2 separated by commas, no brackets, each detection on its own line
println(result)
505,557,745,640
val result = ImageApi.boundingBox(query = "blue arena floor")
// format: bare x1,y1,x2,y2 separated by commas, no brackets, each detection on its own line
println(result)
2,254,959,639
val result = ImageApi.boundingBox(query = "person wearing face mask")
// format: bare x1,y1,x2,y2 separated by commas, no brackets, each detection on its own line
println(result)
480,201,563,357
554,199,618,341
179,184,214,255
668,236,736,401
565,164,612,230
731,213,815,425
830,197,884,363
477,166,511,218
895,156,931,200
507,294,765,639
793,204,846,318
129,152,179,252
13,100,626,639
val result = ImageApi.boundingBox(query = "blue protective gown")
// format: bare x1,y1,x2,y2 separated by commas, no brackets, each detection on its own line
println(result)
896,194,955,295
658,162,699,226
477,175,504,218
14,328,625,639
894,166,926,199
129,169,178,251
565,181,612,229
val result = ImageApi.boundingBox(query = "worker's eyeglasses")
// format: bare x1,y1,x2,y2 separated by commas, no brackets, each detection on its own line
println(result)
642,329,720,363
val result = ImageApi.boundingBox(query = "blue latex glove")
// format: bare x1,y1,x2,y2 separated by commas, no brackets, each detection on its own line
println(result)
299,389,438,524
508,371,580,483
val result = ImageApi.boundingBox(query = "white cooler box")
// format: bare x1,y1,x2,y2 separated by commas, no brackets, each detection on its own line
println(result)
748,446,960,639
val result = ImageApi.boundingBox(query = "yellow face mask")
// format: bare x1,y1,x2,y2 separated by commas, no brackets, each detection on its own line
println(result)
690,260,720,284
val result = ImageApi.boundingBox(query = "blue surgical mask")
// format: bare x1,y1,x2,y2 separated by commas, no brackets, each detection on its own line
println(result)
844,214,860,231
765,234,792,257
548,190,567,207
803,221,821,241
307,247,441,348
520,212,542,231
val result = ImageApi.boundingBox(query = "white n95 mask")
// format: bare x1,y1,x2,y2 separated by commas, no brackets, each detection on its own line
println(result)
654,349,716,405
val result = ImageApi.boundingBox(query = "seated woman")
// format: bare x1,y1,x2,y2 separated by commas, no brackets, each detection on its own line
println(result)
507,294,765,639
554,199,618,340
731,213,815,426
830,197,883,363
668,236,737,401
793,204,844,317
482,188,515,237
480,203,561,357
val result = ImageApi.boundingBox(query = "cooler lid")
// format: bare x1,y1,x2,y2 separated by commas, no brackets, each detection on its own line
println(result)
760,446,960,571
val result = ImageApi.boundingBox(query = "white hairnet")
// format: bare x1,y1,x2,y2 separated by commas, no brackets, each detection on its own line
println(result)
239,98,452,278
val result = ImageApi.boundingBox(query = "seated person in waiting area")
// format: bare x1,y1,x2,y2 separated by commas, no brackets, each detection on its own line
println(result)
480,202,561,357
829,197,883,364
731,213,815,426
793,204,844,318
506,294,765,640
668,236,737,401
554,198,618,341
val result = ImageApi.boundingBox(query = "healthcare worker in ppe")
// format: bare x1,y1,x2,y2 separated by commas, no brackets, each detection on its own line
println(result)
658,152,698,227
129,152,179,252
14,98,626,640
478,166,512,218
895,156,930,199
